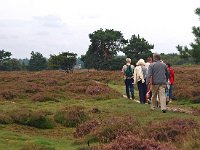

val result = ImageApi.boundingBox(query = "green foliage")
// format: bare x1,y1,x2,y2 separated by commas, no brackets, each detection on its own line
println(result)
177,7,200,64
122,34,154,64
28,51,47,71
98,56,126,70
160,53,193,65
82,28,126,70
48,52,77,71
28,111,54,129
0,49,11,62
0,50,22,71
9,109,54,129
3,58,22,71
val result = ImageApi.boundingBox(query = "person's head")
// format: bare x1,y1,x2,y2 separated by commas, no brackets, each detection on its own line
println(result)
166,63,171,67
147,57,152,63
153,53,161,61
126,58,131,64
136,59,145,66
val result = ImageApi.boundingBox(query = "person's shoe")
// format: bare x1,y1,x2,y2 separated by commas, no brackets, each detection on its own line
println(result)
162,110,166,113
166,101,169,105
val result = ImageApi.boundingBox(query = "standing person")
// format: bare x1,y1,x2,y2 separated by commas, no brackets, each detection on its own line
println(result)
146,53,168,113
122,58,135,100
145,57,153,71
134,59,147,104
145,57,153,103
166,63,175,103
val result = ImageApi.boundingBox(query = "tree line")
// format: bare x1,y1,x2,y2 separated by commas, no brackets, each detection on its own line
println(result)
0,50,77,71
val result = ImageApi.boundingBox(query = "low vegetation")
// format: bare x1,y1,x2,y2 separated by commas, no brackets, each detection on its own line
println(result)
0,66,200,150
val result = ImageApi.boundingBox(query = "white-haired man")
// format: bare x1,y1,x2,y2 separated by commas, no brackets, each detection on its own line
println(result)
122,58,135,99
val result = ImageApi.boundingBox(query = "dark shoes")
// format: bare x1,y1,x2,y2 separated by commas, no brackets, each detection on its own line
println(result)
162,110,166,113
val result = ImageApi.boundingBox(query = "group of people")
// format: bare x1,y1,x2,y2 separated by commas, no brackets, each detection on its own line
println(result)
122,53,175,113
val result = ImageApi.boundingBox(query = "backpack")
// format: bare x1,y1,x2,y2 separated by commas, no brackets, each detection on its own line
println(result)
125,65,133,77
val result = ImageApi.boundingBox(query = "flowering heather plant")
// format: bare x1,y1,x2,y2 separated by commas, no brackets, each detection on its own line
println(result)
147,118,200,142
31,92,59,102
0,90,17,100
93,116,140,143
54,106,88,127
174,66,200,102
85,85,111,95
0,70,122,101
100,135,177,150
74,119,100,138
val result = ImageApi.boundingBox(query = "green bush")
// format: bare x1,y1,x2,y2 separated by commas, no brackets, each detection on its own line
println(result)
28,111,54,129
10,109,54,129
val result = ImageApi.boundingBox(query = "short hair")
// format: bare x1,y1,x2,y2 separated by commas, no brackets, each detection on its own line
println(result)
126,58,131,63
147,57,152,62
166,63,171,67
153,53,161,61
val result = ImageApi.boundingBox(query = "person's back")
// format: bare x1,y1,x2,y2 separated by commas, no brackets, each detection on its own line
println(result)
147,61,168,85
121,58,135,99
146,53,168,113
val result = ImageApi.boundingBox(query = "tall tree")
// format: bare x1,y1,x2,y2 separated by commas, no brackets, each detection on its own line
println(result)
28,51,47,71
0,50,12,71
177,8,200,64
122,35,154,64
82,28,126,70
48,52,77,72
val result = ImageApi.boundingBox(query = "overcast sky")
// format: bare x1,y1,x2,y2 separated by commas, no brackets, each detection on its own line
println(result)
0,0,199,59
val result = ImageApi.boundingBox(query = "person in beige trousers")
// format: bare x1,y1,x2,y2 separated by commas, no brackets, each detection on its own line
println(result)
146,53,168,113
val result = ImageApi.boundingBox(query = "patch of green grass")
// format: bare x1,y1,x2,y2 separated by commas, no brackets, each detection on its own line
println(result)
0,81,200,150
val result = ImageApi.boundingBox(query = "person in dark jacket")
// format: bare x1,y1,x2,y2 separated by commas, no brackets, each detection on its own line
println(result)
146,53,168,113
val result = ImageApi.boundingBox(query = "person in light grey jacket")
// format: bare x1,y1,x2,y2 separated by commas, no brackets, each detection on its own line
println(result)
146,53,168,113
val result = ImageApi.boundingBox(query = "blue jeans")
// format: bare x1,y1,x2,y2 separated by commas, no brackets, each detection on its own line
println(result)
125,78,134,99
137,80,147,104
166,84,174,99
169,85,174,99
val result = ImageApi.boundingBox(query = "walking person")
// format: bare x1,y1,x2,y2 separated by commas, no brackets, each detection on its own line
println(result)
146,53,169,113
122,58,135,100
145,57,153,103
166,63,175,104
134,59,147,104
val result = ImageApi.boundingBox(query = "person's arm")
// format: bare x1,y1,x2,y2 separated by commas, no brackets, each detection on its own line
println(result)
140,66,145,83
146,64,153,85
121,65,126,79
171,69,175,84
134,67,137,84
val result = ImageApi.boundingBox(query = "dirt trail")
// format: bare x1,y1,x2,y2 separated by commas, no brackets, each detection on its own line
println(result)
122,94,199,115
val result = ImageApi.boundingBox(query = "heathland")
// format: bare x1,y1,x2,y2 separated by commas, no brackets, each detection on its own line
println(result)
0,66,200,150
